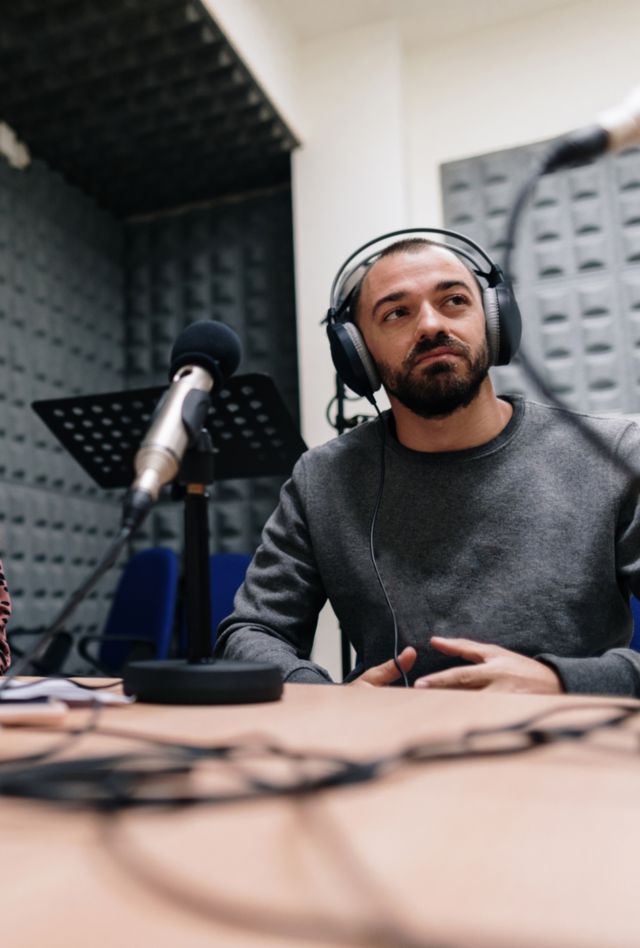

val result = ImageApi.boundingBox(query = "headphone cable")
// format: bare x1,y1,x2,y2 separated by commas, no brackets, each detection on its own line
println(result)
369,408,409,687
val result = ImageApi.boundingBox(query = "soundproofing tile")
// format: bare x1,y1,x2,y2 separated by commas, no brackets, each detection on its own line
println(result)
0,7,300,668
125,185,300,558
441,144,640,414
0,156,124,649
0,0,297,216
0,167,298,663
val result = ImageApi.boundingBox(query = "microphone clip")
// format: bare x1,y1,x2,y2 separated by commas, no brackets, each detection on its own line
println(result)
177,427,215,487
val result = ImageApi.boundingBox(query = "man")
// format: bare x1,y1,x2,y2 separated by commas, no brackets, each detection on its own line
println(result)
216,238,640,695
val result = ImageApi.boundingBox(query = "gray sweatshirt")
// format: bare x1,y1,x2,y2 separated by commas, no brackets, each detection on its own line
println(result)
216,397,640,695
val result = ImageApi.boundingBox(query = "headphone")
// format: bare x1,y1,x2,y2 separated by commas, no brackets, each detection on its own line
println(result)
324,228,522,404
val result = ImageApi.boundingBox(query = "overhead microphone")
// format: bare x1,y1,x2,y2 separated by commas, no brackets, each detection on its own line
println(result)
122,320,242,529
543,85,640,173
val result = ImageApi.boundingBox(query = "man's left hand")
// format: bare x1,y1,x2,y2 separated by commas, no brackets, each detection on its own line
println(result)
414,637,563,694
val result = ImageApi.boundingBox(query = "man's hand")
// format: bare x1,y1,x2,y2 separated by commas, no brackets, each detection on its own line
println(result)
350,646,417,687
414,637,563,694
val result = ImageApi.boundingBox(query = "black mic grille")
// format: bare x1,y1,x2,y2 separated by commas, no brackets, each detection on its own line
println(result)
169,320,242,386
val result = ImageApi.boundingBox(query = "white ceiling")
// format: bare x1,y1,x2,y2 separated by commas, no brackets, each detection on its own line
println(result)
263,0,580,46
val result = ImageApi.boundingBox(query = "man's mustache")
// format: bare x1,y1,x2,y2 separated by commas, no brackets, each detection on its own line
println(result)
404,334,471,369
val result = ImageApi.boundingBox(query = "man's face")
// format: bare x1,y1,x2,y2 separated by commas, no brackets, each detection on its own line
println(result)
356,246,491,419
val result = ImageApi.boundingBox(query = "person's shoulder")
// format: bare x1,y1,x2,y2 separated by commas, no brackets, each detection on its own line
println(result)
294,415,384,475
519,397,640,444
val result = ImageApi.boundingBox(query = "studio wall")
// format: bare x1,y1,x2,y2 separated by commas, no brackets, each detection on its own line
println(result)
0,158,125,642
125,185,299,557
0,159,299,662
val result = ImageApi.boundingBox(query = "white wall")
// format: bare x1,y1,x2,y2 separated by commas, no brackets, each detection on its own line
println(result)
291,21,408,675
406,0,640,224
291,20,408,450
202,0,303,138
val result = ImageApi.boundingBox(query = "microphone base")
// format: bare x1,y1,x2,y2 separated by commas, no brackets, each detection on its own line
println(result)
122,658,283,705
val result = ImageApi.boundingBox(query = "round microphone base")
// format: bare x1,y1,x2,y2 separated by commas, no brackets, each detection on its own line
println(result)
122,658,283,705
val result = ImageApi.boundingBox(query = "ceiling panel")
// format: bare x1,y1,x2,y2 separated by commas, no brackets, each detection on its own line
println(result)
0,0,298,216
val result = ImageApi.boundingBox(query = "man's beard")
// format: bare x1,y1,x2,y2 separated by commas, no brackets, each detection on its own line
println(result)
376,333,490,419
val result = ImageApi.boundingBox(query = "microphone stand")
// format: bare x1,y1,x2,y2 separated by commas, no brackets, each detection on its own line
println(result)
30,371,305,704
121,421,282,704
334,375,349,436
181,429,215,663
332,374,356,680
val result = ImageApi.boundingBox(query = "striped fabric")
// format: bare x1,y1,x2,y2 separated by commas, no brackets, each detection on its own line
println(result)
0,561,11,672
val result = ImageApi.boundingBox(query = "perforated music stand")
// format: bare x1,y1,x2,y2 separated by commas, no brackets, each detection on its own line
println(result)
32,372,306,488
32,373,306,703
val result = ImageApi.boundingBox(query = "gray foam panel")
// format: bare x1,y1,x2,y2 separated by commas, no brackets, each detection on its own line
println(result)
0,159,124,649
441,142,640,414
0,158,298,664
125,186,299,556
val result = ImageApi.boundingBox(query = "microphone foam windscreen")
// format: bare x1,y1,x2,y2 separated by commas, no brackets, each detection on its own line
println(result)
169,320,242,386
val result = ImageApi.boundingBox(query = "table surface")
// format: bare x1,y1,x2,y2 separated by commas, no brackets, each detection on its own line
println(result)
2,682,640,948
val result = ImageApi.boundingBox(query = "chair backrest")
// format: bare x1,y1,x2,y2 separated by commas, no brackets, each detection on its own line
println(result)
100,546,179,669
179,551,252,653
631,596,640,651
210,552,252,635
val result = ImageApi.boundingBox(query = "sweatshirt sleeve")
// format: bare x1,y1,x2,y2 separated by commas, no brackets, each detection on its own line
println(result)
539,422,640,697
537,650,640,696
215,460,333,684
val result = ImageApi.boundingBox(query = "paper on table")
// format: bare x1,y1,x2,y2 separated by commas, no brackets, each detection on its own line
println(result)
0,699,70,725
0,678,134,705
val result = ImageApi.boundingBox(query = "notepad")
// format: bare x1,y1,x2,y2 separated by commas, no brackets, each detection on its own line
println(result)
0,678,134,705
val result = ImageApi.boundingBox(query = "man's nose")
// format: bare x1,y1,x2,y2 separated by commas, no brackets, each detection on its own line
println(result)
415,301,447,338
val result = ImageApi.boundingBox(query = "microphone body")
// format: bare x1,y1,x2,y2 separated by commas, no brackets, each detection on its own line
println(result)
132,364,213,502
544,86,640,172
122,319,242,529
598,86,640,153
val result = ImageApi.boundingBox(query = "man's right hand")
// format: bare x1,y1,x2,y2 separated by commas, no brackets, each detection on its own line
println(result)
349,646,417,687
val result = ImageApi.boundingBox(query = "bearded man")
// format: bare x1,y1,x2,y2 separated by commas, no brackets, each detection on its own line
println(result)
216,237,640,696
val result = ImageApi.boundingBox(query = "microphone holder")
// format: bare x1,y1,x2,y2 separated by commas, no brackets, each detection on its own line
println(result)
329,373,365,680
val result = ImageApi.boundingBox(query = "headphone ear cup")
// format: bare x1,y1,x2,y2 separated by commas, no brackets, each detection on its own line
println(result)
482,285,522,366
483,288,501,366
327,321,381,401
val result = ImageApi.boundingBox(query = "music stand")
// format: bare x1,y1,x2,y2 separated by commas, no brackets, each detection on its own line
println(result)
32,373,306,487
32,373,307,703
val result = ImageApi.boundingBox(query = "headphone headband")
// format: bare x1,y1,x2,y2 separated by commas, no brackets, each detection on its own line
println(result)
329,227,504,315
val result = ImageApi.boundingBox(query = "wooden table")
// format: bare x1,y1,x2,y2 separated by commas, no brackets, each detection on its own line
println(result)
2,683,640,948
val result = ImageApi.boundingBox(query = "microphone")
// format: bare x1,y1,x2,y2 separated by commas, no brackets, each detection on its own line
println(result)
544,85,640,172
122,320,242,529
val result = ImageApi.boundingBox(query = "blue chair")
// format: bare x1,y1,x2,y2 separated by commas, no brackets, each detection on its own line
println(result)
631,596,640,650
210,553,252,635
180,552,251,653
78,546,179,674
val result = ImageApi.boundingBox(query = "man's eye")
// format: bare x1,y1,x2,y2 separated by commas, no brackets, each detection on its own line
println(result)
383,308,407,322
446,294,470,307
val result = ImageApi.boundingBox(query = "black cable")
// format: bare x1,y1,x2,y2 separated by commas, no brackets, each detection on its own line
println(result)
368,409,409,686
501,152,640,490
2,699,638,811
0,701,103,769
4,700,637,946
66,678,123,690
0,527,132,691
4,677,123,692
325,394,373,432
98,806,448,948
